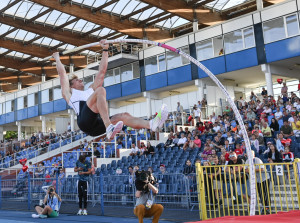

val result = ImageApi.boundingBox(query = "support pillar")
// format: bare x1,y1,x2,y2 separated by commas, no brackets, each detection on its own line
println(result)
69,64,74,74
143,92,152,119
195,79,205,101
261,64,274,96
193,20,199,32
256,0,263,10
17,82,22,90
16,121,22,141
0,126,3,141
41,74,46,82
40,116,46,133
68,109,75,131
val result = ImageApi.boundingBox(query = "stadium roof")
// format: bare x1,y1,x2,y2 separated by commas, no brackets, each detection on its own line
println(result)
0,0,284,92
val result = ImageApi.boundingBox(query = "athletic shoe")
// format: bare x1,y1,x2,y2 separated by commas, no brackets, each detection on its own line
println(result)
39,214,47,218
150,104,168,131
77,209,82,215
32,214,39,218
106,121,123,140
82,210,88,215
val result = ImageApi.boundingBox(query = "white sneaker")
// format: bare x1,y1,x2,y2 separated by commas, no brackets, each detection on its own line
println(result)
82,210,87,215
150,104,168,131
32,214,39,218
106,121,123,140
77,209,82,215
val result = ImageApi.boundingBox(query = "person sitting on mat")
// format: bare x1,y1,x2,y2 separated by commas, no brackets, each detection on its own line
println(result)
32,186,61,218
52,40,168,139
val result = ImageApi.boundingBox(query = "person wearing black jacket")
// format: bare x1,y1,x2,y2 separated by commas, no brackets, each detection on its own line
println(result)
144,141,155,156
183,160,195,175
269,118,279,137
207,155,222,204
164,135,173,148
267,144,282,163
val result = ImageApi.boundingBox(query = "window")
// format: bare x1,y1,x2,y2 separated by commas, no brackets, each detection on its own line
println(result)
17,97,24,110
28,92,38,107
84,75,93,85
224,27,255,54
263,17,285,43
145,54,166,76
132,62,140,79
53,86,63,100
263,14,299,44
103,67,121,87
0,103,2,115
5,100,12,113
196,36,223,61
41,89,49,103
286,14,299,37
120,64,133,82
166,46,190,70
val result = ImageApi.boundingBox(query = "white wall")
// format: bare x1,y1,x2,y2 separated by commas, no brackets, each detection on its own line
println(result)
55,117,70,134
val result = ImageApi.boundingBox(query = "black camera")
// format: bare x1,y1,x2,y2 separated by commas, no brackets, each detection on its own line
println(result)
135,170,156,192
49,188,54,194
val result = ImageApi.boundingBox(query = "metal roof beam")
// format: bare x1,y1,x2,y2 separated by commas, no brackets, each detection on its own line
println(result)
92,0,119,12
0,0,22,14
29,0,172,41
140,0,223,26
121,5,153,20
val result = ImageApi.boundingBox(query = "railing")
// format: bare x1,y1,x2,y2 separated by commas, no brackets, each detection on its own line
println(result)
195,159,300,220
0,172,197,212
0,131,87,169
87,43,143,64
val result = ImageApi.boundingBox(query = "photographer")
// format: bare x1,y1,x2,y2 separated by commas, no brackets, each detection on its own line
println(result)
74,155,92,215
32,186,61,218
134,170,163,223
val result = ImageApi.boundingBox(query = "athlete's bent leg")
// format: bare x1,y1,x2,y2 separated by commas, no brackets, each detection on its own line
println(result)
111,112,150,129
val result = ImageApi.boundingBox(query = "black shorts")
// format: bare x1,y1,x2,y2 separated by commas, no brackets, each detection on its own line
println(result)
77,101,106,136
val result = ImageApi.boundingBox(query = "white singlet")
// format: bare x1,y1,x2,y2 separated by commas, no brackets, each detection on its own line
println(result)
68,88,94,115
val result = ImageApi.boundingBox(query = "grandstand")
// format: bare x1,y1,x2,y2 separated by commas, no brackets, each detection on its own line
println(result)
0,0,300,223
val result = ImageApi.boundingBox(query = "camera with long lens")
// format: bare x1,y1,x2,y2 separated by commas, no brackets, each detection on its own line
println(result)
49,188,54,194
135,170,156,192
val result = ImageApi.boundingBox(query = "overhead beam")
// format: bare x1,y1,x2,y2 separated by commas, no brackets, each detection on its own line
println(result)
0,38,88,67
0,15,102,51
140,0,223,25
30,0,172,41
0,0,21,13
121,5,153,21
92,0,120,12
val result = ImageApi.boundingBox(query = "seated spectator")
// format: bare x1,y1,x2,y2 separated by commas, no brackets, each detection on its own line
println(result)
274,107,283,121
280,120,294,138
212,136,222,153
254,130,265,146
263,105,272,116
140,142,146,153
291,114,300,135
261,122,272,137
220,147,230,163
282,147,294,163
144,141,155,156
94,147,100,158
250,134,259,154
223,139,231,151
164,135,173,148
226,132,235,145
194,135,201,148
269,118,279,136
178,133,187,148
200,144,213,161
183,137,196,151
234,143,244,157
129,143,139,156
35,162,45,178
157,164,169,184
183,159,195,175
276,133,285,152
267,144,282,163
198,122,206,134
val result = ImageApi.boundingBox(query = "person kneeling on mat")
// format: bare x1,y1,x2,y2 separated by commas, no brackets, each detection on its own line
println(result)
134,170,163,223
32,186,61,218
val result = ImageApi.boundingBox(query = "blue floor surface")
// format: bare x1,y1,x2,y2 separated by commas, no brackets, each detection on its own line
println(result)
0,210,176,223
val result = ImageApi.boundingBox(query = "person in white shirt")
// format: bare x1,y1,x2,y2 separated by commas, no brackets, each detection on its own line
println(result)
263,105,272,116
193,105,201,122
238,97,246,107
129,143,139,156
212,123,220,133
177,133,187,148
274,107,283,121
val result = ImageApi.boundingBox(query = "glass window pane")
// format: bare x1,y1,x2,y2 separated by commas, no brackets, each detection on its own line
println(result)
28,93,35,107
114,68,121,84
121,64,133,82
263,17,285,44
145,56,158,76
104,69,115,87
41,89,49,103
181,46,190,65
17,97,24,110
286,14,299,37
84,75,93,85
196,39,213,61
167,50,181,69
213,36,224,57
224,30,243,54
53,86,63,100
158,54,166,72
132,62,140,79
5,101,11,113
243,27,255,48
0,103,2,115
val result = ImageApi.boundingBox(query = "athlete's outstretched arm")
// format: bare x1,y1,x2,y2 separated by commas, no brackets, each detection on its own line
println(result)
53,52,71,103
91,40,109,90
